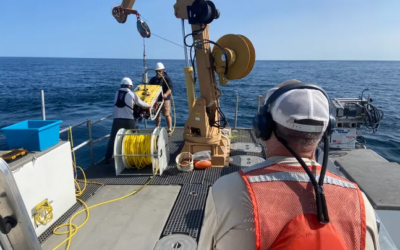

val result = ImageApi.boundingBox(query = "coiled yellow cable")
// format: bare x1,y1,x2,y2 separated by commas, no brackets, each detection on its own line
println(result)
34,200,53,227
124,134,154,169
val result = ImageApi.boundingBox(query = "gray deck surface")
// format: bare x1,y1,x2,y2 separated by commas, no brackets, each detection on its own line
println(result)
42,185,180,250
333,149,400,209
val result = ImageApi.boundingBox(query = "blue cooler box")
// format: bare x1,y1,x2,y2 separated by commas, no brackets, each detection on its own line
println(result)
1,120,62,151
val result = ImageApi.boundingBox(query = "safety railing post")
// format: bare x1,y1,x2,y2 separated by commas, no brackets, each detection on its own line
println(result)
234,94,239,128
87,120,94,167
41,90,46,120
144,119,147,128
257,95,262,114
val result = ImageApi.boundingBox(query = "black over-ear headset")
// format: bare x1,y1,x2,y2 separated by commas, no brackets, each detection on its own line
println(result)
252,82,336,224
253,82,336,141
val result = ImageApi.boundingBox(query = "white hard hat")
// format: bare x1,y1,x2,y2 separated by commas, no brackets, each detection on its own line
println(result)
121,77,133,86
263,82,330,133
155,62,165,71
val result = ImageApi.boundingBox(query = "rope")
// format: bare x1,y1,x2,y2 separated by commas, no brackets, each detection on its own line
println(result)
151,33,184,48
138,14,183,49
124,134,155,169
52,128,159,250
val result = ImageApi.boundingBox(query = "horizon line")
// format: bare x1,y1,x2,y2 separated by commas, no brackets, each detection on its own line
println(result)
1,56,400,62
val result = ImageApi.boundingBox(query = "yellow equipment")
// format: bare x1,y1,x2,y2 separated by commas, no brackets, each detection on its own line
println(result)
0,148,28,162
132,84,164,121
133,84,162,107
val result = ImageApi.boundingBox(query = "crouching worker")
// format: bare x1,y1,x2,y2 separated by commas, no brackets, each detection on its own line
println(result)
198,80,379,250
104,77,150,164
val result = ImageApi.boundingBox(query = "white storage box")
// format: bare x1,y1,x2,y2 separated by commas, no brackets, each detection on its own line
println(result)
8,141,76,236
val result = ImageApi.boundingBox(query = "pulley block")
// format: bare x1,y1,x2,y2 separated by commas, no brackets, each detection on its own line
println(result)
137,19,151,38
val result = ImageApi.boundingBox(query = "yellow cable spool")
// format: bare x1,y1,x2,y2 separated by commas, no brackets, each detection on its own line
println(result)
123,133,156,169
115,127,170,175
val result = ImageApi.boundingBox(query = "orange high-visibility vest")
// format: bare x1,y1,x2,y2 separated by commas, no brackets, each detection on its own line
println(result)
240,163,366,250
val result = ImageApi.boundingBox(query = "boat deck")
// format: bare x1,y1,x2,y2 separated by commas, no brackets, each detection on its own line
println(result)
38,128,400,249
39,128,266,249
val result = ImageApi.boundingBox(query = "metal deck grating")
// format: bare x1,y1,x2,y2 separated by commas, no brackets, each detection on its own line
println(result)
39,128,266,245
203,167,223,185
162,184,209,240
190,169,205,184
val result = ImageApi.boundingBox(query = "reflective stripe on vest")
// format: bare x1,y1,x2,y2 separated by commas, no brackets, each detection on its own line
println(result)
247,172,357,189
240,163,366,250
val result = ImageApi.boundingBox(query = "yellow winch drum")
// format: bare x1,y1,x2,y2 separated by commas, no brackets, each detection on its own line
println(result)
113,127,169,176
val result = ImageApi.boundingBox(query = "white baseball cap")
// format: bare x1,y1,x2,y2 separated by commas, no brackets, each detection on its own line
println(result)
121,77,133,86
262,82,330,133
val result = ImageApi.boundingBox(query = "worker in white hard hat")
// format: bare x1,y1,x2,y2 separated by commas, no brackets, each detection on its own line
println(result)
149,62,173,133
104,77,150,164
198,80,379,250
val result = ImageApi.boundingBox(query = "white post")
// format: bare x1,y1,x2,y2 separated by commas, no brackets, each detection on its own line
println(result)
41,90,46,120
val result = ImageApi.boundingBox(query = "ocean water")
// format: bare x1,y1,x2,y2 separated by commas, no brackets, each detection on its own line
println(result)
0,57,399,167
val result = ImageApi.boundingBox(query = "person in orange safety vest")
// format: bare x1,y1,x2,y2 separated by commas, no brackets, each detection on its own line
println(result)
198,80,380,250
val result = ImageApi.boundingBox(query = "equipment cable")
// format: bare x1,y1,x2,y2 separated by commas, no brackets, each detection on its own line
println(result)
184,27,229,81
359,88,384,133
189,46,197,84
185,27,206,86
201,39,229,77
364,102,384,133
274,130,330,224
52,127,158,250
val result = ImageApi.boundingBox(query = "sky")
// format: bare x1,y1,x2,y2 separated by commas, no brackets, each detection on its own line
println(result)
1,0,400,60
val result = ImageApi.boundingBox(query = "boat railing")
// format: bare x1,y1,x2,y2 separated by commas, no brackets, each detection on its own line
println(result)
59,115,113,167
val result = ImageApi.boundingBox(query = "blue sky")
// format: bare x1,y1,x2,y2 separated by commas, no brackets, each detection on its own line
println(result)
1,0,399,60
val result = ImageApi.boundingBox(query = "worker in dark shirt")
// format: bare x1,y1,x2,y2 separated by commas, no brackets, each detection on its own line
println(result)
149,62,173,133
